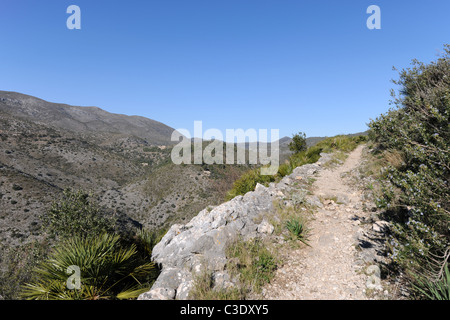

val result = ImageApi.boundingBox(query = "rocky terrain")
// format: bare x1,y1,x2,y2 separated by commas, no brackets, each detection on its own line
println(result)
138,160,320,300
138,145,394,300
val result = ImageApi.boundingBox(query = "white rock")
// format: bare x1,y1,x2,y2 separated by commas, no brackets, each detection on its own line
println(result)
257,219,274,234
138,287,176,300
372,220,390,233
255,183,266,192
366,265,382,290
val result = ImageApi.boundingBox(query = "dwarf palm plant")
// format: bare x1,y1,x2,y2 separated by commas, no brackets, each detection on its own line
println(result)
415,263,450,300
285,218,310,246
21,233,155,300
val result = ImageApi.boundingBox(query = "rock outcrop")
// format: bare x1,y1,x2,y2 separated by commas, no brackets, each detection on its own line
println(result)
138,154,334,300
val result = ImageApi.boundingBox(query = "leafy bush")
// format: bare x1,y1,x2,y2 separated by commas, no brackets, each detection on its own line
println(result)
254,250,277,283
43,189,115,240
21,233,156,300
288,132,307,153
2,188,120,300
277,163,292,177
368,44,450,298
0,241,49,299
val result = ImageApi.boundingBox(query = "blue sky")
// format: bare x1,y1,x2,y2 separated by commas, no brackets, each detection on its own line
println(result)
1,1,449,140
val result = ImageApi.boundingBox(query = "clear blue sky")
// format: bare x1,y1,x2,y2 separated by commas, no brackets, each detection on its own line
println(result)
1,1,449,139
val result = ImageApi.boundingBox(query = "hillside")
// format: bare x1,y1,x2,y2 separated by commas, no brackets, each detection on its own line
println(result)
0,92,252,249
0,91,176,146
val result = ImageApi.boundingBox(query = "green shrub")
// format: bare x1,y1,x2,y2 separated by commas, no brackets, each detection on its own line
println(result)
288,132,307,154
0,241,49,299
254,250,277,284
368,44,450,297
277,162,292,177
134,228,163,256
43,189,115,240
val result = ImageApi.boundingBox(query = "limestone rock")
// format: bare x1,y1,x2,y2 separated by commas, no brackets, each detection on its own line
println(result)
257,219,274,234
306,195,323,208
366,265,382,290
137,287,176,300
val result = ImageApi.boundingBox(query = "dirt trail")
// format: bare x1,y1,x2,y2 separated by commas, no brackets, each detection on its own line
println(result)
262,145,369,300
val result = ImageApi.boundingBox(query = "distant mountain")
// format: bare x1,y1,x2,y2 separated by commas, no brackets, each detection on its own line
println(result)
0,91,176,146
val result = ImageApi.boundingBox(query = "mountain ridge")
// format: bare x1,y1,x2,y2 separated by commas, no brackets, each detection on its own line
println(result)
0,90,177,146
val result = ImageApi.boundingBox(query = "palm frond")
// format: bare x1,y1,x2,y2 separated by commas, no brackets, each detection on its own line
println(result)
21,232,156,300
415,264,450,300
116,286,151,300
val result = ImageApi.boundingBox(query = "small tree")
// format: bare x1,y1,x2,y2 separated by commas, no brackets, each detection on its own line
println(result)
288,132,307,154
43,189,115,241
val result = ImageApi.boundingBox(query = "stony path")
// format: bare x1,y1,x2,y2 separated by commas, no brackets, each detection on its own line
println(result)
262,145,370,300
